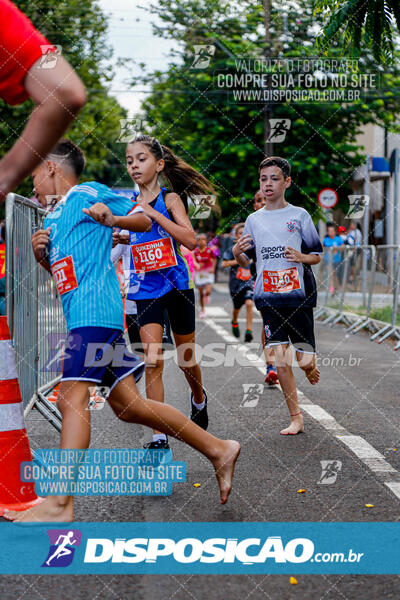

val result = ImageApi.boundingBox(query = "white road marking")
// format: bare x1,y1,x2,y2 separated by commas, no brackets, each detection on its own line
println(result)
209,317,263,323
203,307,229,317
205,316,400,501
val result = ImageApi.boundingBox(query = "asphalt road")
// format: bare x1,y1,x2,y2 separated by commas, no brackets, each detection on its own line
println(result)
2,283,400,599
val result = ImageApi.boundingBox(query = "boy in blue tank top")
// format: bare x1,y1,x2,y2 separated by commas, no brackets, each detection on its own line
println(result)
4,140,240,522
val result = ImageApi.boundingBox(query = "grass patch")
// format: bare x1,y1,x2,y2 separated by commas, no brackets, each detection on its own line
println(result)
324,303,399,325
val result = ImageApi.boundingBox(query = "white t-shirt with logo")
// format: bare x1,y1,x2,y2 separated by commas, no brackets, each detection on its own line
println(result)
243,204,323,309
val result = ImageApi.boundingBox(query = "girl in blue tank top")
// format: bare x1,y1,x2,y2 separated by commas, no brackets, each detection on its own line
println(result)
125,134,217,449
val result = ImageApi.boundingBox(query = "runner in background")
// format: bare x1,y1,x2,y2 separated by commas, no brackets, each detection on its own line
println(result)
193,233,216,318
0,0,86,202
221,223,254,342
252,192,278,386
234,157,322,435
121,134,216,449
208,232,220,282
181,244,195,281
111,230,142,353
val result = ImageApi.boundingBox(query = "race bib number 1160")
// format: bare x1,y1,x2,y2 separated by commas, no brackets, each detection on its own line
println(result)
131,238,178,273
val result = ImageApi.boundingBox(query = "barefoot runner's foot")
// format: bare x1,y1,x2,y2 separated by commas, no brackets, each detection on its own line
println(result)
304,365,320,385
4,496,74,523
212,440,241,504
280,412,304,436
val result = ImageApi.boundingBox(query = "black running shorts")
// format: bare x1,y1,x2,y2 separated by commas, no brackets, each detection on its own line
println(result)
260,306,316,353
135,288,195,335
232,287,253,310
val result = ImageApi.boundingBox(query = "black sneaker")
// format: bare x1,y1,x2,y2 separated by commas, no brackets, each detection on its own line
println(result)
244,329,253,342
190,388,208,430
143,438,170,450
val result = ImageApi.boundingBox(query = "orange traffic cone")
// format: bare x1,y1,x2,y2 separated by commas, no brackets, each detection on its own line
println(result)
48,382,60,402
0,316,42,515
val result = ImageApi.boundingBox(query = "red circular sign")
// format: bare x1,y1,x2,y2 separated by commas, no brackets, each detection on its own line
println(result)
318,188,338,209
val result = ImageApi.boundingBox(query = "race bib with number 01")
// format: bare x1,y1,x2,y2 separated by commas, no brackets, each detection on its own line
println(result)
51,255,78,295
262,266,300,293
131,238,178,273
236,267,251,281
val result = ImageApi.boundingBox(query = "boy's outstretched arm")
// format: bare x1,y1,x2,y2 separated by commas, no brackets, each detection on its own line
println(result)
83,203,152,232
0,57,85,200
0,0,86,202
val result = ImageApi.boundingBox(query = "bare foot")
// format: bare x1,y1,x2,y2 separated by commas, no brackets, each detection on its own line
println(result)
304,365,320,385
280,414,304,436
212,440,241,504
4,496,73,522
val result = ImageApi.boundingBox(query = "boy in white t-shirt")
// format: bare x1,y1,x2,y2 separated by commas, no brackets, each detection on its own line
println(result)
233,157,323,435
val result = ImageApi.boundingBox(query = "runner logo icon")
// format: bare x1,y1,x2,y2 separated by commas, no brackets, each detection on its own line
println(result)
42,529,82,567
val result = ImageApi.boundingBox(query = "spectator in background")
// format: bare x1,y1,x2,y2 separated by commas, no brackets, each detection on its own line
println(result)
338,225,347,243
323,222,344,293
0,223,5,315
347,221,362,246
346,221,362,284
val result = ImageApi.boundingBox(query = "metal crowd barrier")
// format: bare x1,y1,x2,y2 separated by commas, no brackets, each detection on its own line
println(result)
315,243,400,349
5,193,65,430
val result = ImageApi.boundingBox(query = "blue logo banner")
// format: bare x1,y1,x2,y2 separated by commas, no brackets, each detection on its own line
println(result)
1,522,400,574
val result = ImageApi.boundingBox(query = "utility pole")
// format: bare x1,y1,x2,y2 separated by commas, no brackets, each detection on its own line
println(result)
263,0,273,156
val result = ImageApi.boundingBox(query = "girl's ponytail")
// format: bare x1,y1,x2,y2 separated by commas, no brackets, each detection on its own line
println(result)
160,144,217,213
127,134,218,214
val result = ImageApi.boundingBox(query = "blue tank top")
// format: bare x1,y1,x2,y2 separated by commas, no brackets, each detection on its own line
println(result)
127,188,193,300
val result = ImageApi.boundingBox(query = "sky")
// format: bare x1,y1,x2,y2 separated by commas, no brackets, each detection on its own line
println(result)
97,0,177,116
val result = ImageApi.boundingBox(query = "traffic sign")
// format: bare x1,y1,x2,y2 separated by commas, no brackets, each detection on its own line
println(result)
318,188,338,209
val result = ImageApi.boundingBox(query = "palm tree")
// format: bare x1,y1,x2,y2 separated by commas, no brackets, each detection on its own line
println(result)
314,0,400,63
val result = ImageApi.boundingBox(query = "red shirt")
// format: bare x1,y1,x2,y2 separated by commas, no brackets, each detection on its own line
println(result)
194,247,215,271
0,242,5,278
0,0,53,105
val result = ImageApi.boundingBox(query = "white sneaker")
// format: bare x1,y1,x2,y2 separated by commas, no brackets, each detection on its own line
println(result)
199,310,206,318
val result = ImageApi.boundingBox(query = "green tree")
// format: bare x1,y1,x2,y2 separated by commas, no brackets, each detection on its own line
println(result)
133,0,400,229
0,0,127,216
315,0,400,64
